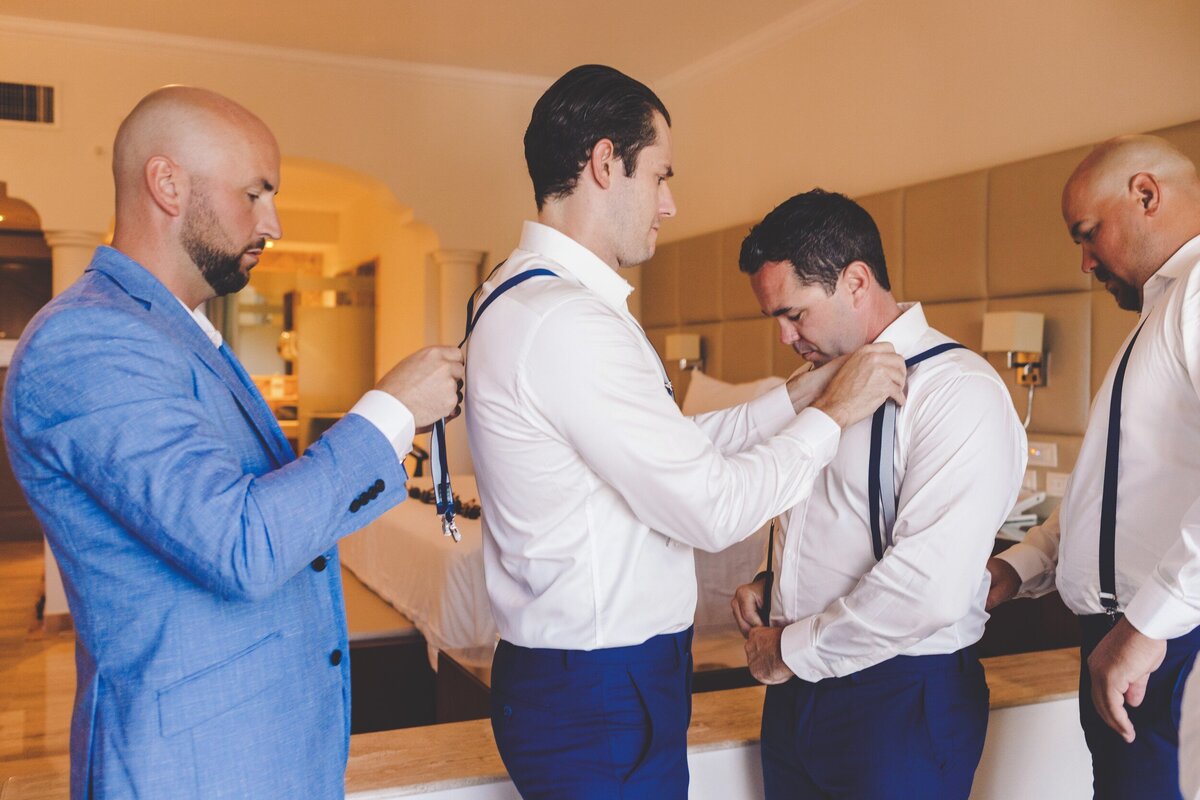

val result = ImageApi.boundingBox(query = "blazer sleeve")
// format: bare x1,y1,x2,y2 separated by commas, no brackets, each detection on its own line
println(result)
8,307,407,601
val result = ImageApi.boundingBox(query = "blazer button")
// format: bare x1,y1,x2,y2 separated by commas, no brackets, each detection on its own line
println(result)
330,649,343,666
311,556,328,572
367,484,380,500
349,498,362,513
374,479,385,493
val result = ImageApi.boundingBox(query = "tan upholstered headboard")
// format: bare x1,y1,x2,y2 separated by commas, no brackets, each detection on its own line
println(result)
633,119,1200,500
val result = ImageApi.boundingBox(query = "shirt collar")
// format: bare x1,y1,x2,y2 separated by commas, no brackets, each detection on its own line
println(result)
177,298,223,348
517,221,634,311
872,302,930,360
1143,233,1200,312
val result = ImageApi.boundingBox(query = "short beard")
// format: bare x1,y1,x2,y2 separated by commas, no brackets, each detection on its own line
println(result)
1094,265,1142,312
182,194,255,297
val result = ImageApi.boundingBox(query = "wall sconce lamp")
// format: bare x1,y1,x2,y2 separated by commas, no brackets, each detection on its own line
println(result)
982,311,1046,429
665,332,704,372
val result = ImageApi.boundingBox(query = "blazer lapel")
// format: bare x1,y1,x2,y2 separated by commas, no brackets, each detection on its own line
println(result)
89,248,296,467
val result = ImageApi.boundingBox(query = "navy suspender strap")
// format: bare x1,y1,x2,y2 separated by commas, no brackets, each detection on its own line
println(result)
1098,319,1147,617
868,342,968,561
760,519,776,622
430,267,558,541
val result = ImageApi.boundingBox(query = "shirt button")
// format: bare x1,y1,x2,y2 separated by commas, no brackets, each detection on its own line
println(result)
330,649,343,666
311,556,327,572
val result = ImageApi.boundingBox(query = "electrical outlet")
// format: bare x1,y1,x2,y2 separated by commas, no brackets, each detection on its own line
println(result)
1022,469,1038,491
1046,472,1070,497
1027,441,1058,468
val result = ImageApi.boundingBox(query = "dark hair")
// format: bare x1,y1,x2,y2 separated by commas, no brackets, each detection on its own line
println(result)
524,64,670,211
738,189,890,293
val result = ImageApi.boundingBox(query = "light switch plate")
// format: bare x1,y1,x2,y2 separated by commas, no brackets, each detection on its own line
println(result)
1046,472,1070,497
1022,469,1038,491
1028,441,1058,468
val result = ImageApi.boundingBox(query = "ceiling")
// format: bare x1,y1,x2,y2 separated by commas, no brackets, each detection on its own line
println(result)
0,0,833,82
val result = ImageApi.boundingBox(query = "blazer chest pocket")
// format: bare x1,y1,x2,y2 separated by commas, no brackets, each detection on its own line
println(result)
157,631,284,737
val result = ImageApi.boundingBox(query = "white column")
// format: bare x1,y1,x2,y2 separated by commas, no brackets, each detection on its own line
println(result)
41,230,103,619
44,230,104,297
432,249,485,475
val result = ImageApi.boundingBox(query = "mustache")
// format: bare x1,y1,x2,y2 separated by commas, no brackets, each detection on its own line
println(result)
245,239,267,254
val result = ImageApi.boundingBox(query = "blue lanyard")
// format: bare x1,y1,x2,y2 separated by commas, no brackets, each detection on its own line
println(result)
430,268,559,541
867,342,967,560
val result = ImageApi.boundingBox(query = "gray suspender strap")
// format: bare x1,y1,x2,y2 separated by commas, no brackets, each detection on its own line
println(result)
868,342,968,561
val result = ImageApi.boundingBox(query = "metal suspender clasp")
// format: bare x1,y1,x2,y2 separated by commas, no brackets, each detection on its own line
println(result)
1099,591,1119,619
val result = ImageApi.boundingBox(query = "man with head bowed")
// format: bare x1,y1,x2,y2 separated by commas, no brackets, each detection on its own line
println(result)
2,86,462,798
988,135,1200,798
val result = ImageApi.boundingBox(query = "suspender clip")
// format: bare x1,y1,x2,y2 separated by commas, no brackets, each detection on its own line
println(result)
1099,592,1119,618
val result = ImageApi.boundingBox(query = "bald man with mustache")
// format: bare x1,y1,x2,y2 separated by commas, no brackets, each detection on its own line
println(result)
2,86,462,799
987,135,1200,799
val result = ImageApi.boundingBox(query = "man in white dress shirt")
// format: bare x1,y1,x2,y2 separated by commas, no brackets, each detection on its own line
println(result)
731,189,1027,799
988,135,1200,799
464,65,907,800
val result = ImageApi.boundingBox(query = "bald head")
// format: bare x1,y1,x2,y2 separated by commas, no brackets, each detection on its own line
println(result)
110,86,282,307
1061,135,1200,310
113,86,278,209
1065,135,1200,208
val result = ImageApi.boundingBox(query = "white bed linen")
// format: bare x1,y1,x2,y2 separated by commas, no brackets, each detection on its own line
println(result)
339,474,494,668
340,469,770,666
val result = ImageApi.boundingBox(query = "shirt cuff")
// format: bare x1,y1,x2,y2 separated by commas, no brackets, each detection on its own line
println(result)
349,390,415,461
779,618,834,682
994,543,1049,588
747,384,797,432
788,406,842,465
1124,578,1200,640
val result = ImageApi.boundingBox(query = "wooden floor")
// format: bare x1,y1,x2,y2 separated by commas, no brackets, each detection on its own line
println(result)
0,540,75,784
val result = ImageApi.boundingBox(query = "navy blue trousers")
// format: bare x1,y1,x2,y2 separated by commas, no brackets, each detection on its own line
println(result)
760,647,989,799
1078,615,1200,800
490,627,693,800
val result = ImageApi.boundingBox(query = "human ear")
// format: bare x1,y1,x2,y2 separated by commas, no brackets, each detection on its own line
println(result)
587,138,617,190
1129,172,1161,216
842,261,872,304
145,156,184,218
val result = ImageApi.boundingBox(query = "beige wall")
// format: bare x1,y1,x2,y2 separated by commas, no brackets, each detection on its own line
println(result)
0,20,541,262
659,0,1200,243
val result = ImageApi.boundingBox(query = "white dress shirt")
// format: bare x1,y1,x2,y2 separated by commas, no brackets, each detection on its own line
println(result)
767,303,1027,681
999,235,1200,640
465,221,843,651
179,299,414,459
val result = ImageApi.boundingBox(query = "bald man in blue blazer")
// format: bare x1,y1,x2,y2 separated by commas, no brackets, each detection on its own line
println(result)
2,86,462,798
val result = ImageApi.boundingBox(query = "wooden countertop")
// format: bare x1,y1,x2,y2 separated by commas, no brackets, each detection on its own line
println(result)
343,646,1081,796
0,648,1080,798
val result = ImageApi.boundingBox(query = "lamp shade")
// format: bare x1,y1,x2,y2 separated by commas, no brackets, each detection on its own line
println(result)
664,333,701,362
981,311,1044,353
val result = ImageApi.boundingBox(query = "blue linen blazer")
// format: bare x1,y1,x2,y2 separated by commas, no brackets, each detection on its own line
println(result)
2,247,406,798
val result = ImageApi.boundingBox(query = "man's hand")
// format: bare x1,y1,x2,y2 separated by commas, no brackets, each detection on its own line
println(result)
1087,617,1168,743
375,346,464,429
811,343,906,428
745,626,794,685
731,578,767,637
985,557,1022,611
785,357,846,413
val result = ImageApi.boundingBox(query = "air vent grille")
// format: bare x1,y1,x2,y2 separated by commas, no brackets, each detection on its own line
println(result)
0,82,55,124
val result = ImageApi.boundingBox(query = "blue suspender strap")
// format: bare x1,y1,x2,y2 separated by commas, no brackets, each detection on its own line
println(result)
430,267,559,541
1098,319,1147,616
867,342,968,561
